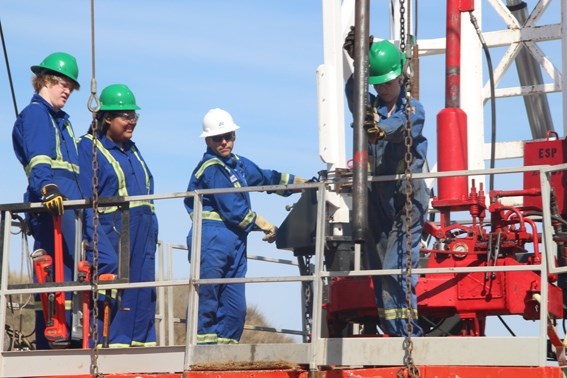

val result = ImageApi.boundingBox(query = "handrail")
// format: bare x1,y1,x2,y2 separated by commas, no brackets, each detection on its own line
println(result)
0,163,565,373
0,161,560,214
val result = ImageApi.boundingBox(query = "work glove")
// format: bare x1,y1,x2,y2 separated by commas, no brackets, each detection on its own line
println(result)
364,104,385,143
254,214,277,243
343,25,374,60
41,184,65,216
291,176,308,193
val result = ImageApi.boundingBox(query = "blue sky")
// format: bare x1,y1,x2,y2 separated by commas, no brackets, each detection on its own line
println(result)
0,0,323,338
0,1,563,339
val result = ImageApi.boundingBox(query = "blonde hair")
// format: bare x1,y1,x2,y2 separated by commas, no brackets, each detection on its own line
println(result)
32,74,79,93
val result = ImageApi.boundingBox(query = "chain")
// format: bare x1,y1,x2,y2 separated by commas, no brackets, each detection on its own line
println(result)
90,117,102,378
86,0,102,376
399,0,406,53
397,1,420,377
303,255,313,342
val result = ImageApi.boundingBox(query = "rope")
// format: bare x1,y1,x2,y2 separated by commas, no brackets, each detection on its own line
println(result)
87,0,100,114
0,19,19,117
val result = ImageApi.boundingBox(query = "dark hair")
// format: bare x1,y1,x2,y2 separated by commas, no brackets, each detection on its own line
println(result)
86,115,108,136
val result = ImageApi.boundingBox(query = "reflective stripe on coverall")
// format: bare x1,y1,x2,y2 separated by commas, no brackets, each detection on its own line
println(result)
184,149,295,344
12,94,83,349
346,77,429,336
78,134,158,347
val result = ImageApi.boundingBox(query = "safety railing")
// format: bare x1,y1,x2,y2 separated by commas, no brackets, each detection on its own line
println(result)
163,243,305,346
0,163,565,376
179,165,564,370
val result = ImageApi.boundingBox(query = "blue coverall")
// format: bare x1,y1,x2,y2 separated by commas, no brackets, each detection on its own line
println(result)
346,77,429,337
184,148,296,344
12,94,83,349
78,133,158,347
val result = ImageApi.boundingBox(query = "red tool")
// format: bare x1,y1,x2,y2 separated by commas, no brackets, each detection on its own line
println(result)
31,249,52,318
77,260,92,348
99,273,117,348
43,215,69,348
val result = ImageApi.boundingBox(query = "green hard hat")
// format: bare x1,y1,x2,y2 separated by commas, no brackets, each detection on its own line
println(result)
368,40,406,85
31,52,80,88
99,84,141,111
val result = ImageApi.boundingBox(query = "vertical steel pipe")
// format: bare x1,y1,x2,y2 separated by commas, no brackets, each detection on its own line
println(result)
351,0,370,243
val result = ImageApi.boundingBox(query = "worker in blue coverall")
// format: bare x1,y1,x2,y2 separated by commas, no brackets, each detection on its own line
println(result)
78,84,158,347
12,52,84,349
344,35,429,337
184,108,306,344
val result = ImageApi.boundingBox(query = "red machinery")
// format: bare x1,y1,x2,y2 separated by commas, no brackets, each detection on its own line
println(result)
419,181,564,335
324,0,566,342
417,0,567,334
326,177,566,337
417,131,567,335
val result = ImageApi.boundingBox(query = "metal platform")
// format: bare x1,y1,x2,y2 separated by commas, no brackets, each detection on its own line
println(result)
0,337,559,377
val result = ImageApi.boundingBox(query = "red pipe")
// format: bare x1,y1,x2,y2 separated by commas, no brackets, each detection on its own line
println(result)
445,0,461,108
437,108,468,201
436,0,471,204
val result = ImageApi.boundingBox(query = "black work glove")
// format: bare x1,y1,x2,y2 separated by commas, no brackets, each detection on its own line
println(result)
363,104,385,143
41,184,64,216
343,26,374,60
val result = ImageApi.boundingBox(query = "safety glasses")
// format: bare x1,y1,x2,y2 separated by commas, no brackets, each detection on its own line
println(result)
211,132,235,143
114,112,139,122
54,77,77,92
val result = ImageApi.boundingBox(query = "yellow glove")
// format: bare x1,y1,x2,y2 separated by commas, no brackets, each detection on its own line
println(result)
291,176,308,193
366,125,385,144
41,184,64,216
254,214,277,243
364,105,385,144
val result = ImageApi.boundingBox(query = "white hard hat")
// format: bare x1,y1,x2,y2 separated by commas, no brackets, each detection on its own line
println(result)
201,108,240,137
